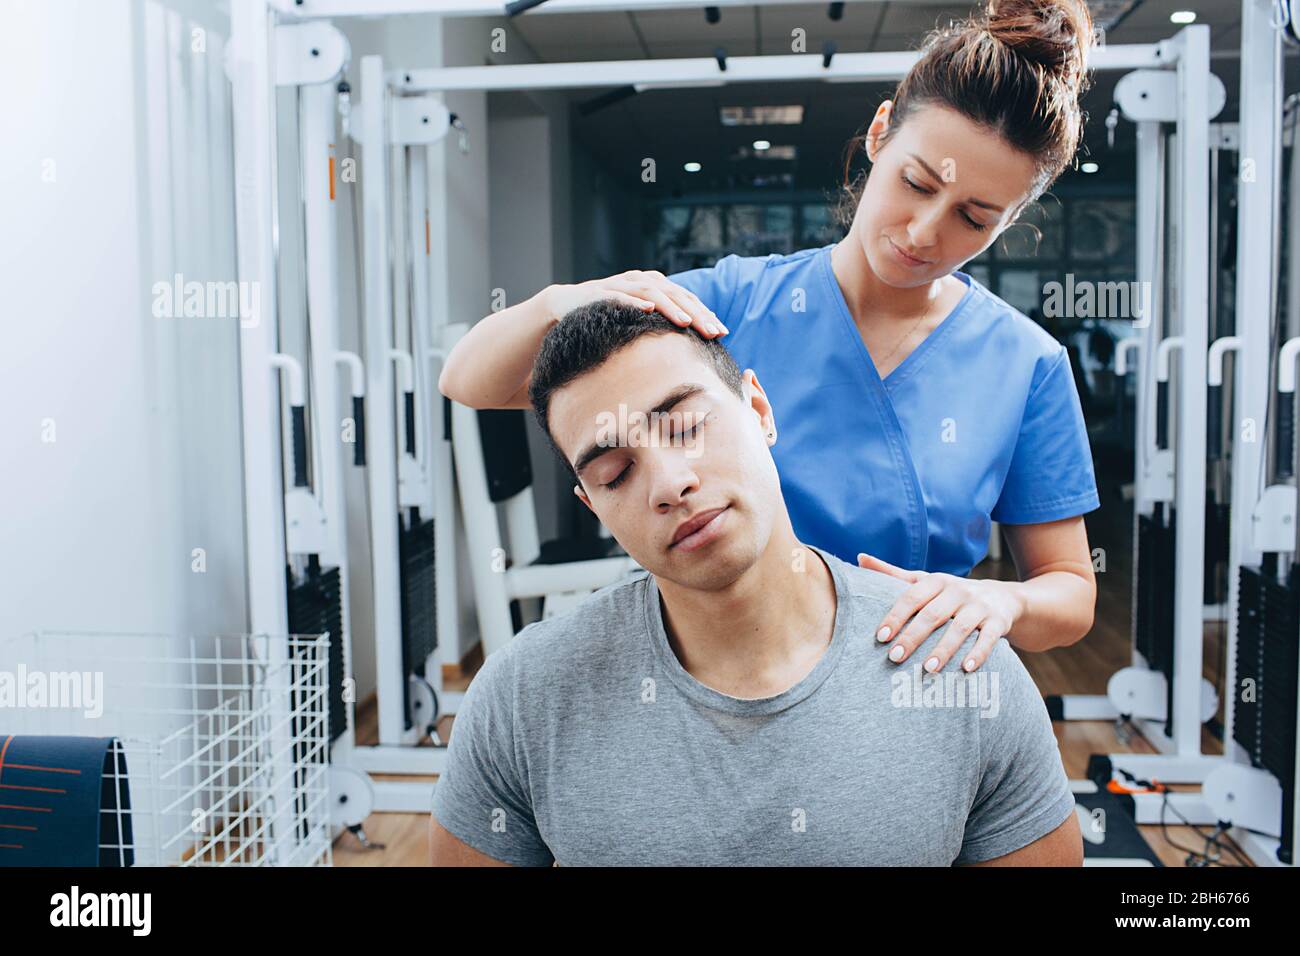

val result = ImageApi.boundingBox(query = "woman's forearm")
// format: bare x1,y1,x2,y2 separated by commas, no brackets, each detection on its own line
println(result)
997,570,1095,652
438,287,557,408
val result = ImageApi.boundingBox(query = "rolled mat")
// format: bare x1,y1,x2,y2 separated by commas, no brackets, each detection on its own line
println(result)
0,735,134,867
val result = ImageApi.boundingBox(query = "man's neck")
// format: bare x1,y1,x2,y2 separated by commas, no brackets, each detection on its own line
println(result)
654,529,838,700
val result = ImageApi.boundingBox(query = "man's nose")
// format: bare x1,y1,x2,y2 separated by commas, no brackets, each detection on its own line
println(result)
648,450,701,511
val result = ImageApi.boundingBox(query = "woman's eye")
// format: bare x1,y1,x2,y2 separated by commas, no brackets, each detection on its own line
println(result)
604,465,630,490
904,171,987,232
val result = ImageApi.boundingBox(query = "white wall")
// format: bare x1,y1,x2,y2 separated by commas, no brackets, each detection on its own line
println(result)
0,0,247,648
0,1,619,703
487,96,567,543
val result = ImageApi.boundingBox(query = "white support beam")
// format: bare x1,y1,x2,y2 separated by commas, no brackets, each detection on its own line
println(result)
228,0,297,865
358,55,407,748
1224,0,1282,754
1170,23,1210,758
280,0,957,19
391,44,1166,94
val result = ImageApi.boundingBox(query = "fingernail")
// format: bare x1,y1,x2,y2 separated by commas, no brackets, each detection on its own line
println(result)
889,644,905,662
876,626,891,642
964,658,977,672
719,324,729,334
924,656,940,673
678,311,690,322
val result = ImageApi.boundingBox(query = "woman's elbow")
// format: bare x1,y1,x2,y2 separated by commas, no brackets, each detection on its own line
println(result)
438,363,479,408
1064,610,1094,647
437,364,459,402
1065,581,1096,646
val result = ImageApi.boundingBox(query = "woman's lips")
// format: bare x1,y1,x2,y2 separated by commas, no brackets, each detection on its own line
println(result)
888,238,930,267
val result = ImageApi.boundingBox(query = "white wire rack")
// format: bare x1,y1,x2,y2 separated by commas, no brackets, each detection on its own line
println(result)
0,630,332,866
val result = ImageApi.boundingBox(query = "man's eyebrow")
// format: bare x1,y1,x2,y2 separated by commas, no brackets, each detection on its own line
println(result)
909,153,1005,213
571,383,707,479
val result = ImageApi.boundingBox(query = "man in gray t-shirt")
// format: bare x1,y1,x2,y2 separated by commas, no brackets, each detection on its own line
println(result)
431,301,1081,866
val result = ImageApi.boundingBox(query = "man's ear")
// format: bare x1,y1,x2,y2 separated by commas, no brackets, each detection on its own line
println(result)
573,483,594,513
864,99,893,164
742,369,778,443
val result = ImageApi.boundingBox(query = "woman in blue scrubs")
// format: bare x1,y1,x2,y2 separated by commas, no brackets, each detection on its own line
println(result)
439,0,1100,675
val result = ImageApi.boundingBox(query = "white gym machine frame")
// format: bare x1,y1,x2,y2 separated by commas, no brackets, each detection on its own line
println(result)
1095,24,1218,829
1200,0,1298,868
228,4,466,817
1052,29,1224,831
228,0,1212,819
1062,1,1298,866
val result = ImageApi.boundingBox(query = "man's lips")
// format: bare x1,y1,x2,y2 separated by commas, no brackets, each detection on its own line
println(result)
670,506,728,548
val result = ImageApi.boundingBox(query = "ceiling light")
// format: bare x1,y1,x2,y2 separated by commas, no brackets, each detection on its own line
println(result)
1081,161,1099,174
753,139,771,150
1170,11,1196,24
684,162,702,172
719,105,804,126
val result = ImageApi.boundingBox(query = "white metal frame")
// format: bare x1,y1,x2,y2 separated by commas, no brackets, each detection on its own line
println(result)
228,0,303,862
1085,24,1219,828
1200,0,1296,868
1023,29,1224,826
1119,28,1227,831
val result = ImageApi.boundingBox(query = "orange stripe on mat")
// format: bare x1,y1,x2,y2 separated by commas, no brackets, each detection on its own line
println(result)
1,783,66,794
3,763,81,775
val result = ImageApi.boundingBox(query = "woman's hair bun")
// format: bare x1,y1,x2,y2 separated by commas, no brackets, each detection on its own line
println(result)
982,0,1093,88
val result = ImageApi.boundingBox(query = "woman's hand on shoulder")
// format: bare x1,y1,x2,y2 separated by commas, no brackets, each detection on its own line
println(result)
857,552,1024,673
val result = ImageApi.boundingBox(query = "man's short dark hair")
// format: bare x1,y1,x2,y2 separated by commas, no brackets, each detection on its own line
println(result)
528,299,746,486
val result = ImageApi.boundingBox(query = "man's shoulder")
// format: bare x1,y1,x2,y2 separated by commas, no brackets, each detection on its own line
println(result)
823,551,911,612
822,550,1037,686
484,568,650,682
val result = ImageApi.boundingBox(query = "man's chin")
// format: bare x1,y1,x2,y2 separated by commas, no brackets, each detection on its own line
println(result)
655,540,761,592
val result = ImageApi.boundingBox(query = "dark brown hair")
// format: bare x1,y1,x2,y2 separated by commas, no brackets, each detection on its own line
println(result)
834,0,1095,230
529,300,746,486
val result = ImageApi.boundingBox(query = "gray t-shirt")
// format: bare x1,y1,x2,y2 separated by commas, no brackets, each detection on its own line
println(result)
431,544,1074,865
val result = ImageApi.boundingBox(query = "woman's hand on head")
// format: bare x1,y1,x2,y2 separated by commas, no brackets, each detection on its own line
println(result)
857,552,1025,673
541,271,728,338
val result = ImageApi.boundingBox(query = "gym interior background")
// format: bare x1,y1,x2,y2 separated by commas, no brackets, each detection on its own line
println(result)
2,0,1299,875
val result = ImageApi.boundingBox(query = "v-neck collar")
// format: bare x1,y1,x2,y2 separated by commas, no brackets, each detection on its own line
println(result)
819,245,977,389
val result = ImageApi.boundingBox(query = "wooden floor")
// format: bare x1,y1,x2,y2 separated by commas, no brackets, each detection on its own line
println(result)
335,477,1248,868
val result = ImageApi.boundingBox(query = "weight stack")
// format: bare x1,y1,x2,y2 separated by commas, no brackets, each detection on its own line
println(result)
1204,495,1231,605
1134,513,1177,677
1233,564,1299,864
399,515,438,728
286,563,346,745
285,562,345,842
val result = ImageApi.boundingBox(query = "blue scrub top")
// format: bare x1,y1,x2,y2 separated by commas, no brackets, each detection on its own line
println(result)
668,245,1100,576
